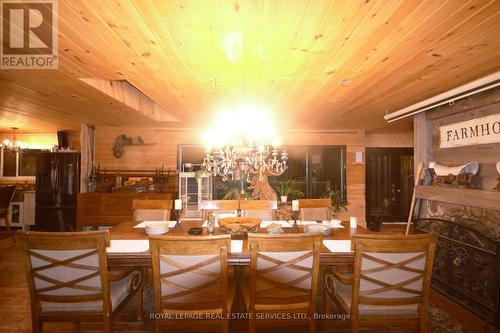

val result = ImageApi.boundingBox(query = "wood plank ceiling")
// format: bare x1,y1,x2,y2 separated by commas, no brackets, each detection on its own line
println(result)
1,0,500,132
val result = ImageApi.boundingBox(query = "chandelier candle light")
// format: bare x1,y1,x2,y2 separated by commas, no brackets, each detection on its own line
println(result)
201,106,288,182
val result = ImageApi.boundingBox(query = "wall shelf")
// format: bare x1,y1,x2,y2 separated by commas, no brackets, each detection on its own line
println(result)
415,185,500,211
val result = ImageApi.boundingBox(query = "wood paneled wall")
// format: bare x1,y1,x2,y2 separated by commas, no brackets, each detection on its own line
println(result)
427,87,500,191
94,127,367,225
365,132,414,148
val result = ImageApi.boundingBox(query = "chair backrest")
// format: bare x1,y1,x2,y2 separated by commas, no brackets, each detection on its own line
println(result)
200,200,239,220
247,233,322,312
132,199,172,222
0,185,16,211
240,200,277,220
350,234,437,316
16,231,111,315
149,234,231,314
298,199,332,221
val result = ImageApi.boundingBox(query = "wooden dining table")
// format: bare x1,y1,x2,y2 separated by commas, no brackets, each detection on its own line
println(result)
107,220,373,268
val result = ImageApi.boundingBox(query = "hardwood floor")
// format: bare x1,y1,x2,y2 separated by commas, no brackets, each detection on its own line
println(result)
0,229,498,333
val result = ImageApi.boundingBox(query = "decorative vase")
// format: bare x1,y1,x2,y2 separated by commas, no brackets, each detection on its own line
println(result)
280,195,288,203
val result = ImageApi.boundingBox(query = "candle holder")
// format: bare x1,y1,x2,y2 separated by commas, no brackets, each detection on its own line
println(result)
173,209,181,230
292,211,299,232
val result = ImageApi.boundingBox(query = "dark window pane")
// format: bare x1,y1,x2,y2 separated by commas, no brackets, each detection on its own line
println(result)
308,146,344,198
178,145,206,171
2,149,16,176
19,149,41,176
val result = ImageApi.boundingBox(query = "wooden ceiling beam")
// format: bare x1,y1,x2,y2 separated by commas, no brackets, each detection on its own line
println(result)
79,79,178,122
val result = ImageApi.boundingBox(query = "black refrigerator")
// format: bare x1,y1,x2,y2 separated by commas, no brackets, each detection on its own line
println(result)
35,152,80,231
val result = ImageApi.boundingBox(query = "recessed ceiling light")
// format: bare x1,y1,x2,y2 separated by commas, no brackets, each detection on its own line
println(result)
341,79,351,87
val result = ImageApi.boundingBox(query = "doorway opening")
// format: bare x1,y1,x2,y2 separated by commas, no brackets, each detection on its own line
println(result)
365,148,414,227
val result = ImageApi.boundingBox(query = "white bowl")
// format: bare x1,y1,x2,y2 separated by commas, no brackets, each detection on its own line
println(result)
329,219,343,226
145,222,169,235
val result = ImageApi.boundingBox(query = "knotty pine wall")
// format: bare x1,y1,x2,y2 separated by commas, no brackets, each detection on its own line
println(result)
365,132,414,147
94,127,367,225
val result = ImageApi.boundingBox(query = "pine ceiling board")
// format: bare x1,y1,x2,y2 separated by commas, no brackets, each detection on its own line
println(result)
264,1,335,103
326,0,497,110
104,0,202,113
4,0,500,131
57,32,120,79
147,0,214,111
279,0,375,114
295,0,431,108
296,0,453,119
59,1,139,78
332,2,500,121
65,0,193,118
147,0,214,112
0,71,170,129
306,0,500,128
331,36,500,130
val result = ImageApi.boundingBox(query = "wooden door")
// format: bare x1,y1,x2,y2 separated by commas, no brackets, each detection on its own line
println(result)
366,148,414,223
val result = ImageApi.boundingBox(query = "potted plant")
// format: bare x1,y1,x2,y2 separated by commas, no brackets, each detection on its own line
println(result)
327,187,348,220
276,182,293,202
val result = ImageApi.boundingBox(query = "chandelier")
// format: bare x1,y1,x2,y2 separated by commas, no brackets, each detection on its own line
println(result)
0,127,24,152
201,107,288,182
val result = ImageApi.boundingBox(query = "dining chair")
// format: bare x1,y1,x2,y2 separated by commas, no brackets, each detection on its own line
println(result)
132,199,172,222
200,200,239,221
17,230,143,333
244,233,322,333
149,234,235,333
298,199,332,221
0,185,16,231
239,200,277,221
324,234,437,333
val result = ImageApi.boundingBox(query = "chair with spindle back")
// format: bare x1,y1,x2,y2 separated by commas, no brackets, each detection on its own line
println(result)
200,200,239,221
149,234,235,333
17,230,143,333
132,199,173,222
298,199,332,221
239,200,277,221
244,233,322,333
0,185,16,231
324,234,437,333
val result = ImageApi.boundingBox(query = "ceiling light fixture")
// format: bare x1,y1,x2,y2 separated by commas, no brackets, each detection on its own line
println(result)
0,127,25,152
201,106,288,183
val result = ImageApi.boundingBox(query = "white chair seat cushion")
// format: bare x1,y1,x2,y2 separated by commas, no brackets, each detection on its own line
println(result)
300,207,328,221
241,210,273,221
134,209,169,222
333,275,418,316
41,271,138,313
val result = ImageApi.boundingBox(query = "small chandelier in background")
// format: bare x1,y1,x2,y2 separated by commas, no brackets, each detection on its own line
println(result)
201,106,288,182
0,127,25,152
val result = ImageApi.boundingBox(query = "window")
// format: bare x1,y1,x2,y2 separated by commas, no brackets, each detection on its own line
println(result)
178,144,346,199
269,145,346,199
0,148,42,177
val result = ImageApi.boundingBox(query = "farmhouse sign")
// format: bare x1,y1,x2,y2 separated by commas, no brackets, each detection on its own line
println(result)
439,113,500,148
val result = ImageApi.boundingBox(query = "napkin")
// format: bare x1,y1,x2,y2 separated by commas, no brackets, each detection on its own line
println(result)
230,240,243,253
322,221,344,229
133,221,178,228
260,220,292,228
322,240,352,253
107,240,149,253
298,221,320,226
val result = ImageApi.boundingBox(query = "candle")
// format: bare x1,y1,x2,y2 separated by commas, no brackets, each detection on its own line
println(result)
291,200,299,212
174,199,182,210
349,216,357,229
